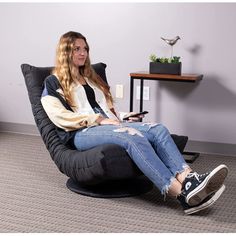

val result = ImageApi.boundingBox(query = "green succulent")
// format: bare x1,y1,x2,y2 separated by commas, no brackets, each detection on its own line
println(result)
149,54,181,64
149,54,157,62
171,56,181,63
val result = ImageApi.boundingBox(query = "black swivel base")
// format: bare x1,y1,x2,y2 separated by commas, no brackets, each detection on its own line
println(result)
66,176,153,198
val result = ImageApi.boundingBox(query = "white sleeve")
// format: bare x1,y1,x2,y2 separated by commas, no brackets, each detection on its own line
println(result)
41,95,100,131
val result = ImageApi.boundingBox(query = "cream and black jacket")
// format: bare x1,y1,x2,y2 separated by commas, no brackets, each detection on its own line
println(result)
41,74,118,146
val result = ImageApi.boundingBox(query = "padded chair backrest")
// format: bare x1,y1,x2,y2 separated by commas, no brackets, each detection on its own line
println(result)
21,63,108,162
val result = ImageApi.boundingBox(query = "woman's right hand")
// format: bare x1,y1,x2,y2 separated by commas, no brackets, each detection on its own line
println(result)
99,118,121,126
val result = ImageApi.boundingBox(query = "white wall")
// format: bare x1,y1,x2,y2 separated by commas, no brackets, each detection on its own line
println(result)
0,3,236,144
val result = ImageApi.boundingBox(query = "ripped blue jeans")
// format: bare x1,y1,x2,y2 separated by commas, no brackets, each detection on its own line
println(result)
73,122,189,195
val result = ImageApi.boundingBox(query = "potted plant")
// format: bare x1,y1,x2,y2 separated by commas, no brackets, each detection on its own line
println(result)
149,54,181,75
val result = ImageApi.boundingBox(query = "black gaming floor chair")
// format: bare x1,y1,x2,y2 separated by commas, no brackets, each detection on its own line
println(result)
21,63,188,198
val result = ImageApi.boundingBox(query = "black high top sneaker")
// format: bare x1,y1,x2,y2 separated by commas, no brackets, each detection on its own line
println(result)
180,164,228,206
178,184,225,215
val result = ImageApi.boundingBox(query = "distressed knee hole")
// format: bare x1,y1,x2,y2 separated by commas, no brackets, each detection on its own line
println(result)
142,122,159,130
113,127,144,137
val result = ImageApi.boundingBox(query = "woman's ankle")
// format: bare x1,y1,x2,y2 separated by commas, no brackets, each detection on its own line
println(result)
167,179,182,197
176,167,192,184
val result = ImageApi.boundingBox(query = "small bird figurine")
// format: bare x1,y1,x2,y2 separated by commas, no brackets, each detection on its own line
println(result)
161,36,181,46
161,36,181,59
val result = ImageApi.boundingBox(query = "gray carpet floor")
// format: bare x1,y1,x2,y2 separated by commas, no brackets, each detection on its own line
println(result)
0,131,235,233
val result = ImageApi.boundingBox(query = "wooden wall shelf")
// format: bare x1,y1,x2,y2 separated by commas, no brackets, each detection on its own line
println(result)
130,72,203,82
129,72,203,112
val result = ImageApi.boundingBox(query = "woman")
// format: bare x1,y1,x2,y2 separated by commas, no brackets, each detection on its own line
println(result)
41,31,228,215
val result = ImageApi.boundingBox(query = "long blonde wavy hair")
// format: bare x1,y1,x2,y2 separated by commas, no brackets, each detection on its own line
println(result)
52,31,113,107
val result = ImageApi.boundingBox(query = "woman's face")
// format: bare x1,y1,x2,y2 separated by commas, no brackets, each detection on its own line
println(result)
72,38,88,67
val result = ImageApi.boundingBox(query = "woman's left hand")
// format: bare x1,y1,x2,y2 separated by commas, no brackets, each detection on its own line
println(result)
127,114,144,122
124,112,145,122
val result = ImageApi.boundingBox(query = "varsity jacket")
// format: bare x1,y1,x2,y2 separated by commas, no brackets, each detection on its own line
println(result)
41,74,119,146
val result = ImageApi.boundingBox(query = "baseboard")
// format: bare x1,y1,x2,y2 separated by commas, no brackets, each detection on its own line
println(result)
185,140,236,157
0,122,40,136
0,121,235,156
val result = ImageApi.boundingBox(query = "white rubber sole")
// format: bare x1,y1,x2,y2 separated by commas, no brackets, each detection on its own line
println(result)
185,184,225,215
187,164,228,206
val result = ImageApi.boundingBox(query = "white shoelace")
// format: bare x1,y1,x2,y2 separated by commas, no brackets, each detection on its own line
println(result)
186,172,209,182
186,172,200,182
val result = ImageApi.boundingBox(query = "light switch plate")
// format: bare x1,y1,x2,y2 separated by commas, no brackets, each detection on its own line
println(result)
116,84,123,98
136,86,150,100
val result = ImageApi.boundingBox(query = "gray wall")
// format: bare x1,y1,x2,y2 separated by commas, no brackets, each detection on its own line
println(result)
0,3,236,145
